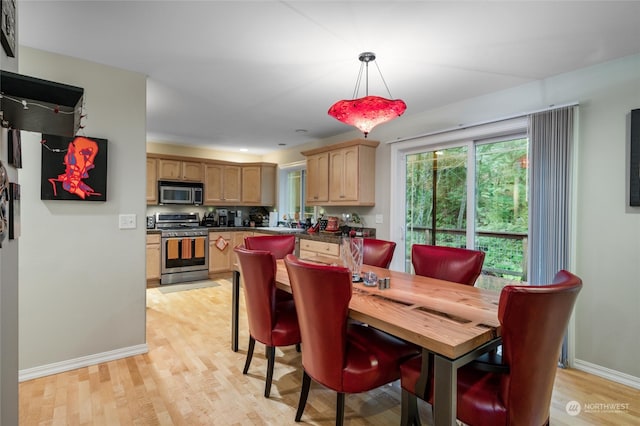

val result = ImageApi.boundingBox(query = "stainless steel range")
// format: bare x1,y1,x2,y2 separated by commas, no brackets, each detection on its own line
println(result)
155,212,209,285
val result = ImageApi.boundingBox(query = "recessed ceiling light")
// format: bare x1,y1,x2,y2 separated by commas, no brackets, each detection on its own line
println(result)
278,143,287,146
239,148,248,152
295,129,308,133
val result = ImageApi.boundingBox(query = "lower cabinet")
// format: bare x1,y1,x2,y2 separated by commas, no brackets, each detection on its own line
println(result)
209,232,233,273
299,238,341,262
146,234,161,281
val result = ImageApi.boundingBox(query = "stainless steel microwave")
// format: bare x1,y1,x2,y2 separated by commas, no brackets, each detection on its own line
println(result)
158,181,203,205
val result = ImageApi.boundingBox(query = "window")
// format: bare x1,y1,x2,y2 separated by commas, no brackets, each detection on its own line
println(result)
391,117,529,290
278,162,314,224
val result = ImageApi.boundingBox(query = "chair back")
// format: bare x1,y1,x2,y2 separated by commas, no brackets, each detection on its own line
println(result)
244,234,296,259
233,247,278,345
284,254,352,390
498,270,582,425
411,244,485,285
362,238,396,268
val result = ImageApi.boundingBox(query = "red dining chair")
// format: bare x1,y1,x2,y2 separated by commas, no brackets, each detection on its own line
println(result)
362,238,396,268
284,254,419,426
245,234,296,302
233,246,301,398
400,270,583,426
411,244,485,285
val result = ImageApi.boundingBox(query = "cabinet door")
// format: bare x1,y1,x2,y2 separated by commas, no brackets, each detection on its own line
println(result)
223,166,242,203
329,147,359,202
205,164,224,203
146,234,161,280
306,152,329,203
182,161,203,181
241,166,261,204
158,159,182,180
209,232,232,273
146,158,158,204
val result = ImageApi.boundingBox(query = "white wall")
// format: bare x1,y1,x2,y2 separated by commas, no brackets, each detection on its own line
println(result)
268,54,640,385
17,47,148,377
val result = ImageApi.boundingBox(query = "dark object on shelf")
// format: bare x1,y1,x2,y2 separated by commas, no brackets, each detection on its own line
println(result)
1,70,84,136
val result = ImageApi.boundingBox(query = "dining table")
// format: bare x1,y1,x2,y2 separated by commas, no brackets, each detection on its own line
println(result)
230,256,502,426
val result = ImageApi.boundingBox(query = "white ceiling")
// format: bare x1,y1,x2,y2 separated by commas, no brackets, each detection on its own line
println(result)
17,1,640,155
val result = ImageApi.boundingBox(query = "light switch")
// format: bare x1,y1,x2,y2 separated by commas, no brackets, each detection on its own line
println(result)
375,214,383,224
119,214,137,229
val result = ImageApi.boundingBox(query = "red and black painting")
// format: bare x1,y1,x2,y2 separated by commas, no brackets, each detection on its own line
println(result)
41,134,108,201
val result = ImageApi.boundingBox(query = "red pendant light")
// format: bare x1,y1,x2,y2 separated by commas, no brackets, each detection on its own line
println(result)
328,52,406,137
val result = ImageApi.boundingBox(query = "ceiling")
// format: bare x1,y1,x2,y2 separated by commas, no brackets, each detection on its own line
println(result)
17,1,640,155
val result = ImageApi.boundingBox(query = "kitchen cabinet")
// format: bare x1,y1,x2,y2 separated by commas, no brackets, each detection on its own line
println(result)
241,164,276,206
209,231,233,273
302,139,379,206
158,159,203,182
204,164,242,205
305,152,329,204
146,234,161,281
146,157,158,204
299,238,341,262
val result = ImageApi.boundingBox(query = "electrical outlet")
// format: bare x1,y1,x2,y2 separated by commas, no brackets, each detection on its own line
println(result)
119,214,137,230
375,214,383,224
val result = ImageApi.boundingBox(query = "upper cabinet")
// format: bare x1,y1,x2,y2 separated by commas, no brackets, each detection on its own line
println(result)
204,163,241,204
157,159,203,182
242,164,276,206
147,154,276,207
302,139,379,206
146,157,158,204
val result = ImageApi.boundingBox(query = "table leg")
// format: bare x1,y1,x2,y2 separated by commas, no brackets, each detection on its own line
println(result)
433,354,457,426
231,270,240,352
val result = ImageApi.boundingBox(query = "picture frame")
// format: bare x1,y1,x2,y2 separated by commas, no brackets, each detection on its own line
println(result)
630,109,640,206
7,128,21,168
8,181,19,240
1,0,16,58
41,134,108,201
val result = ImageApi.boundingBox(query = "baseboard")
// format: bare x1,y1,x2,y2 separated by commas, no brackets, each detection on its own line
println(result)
18,344,148,382
573,358,640,390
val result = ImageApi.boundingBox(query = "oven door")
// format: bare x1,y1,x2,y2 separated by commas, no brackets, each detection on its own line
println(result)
161,235,209,274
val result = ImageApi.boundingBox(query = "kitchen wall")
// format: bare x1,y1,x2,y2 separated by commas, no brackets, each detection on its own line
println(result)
267,54,640,386
17,47,148,377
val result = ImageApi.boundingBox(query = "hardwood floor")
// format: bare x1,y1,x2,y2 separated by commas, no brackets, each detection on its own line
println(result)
20,278,640,425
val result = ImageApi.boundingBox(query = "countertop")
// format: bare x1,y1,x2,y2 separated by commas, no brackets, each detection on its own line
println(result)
147,226,347,243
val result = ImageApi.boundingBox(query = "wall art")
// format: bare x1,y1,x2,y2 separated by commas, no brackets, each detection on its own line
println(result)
0,0,16,57
630,109,640,206
0,160,7,247
40,134,108,201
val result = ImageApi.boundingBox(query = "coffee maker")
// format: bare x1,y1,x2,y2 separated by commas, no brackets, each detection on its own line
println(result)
217,209,228,227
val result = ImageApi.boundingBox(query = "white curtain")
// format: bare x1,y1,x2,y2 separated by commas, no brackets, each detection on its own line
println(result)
527,105,576,366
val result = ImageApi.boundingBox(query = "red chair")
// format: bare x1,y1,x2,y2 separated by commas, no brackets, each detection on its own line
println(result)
284,254,419,426
411,244,485,285
401,270,583,426
233,247,301,398
362,238,396,268
244,234,296,259
245,234,296,302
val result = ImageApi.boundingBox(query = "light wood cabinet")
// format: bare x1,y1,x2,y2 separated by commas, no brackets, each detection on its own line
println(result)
299,238,341,262
204,164,241,205
209,231,233,273
305,152,329,204
302,139,379,206
241,164,276,206
158,159,203,181
146,158,158,204
146,234,161,281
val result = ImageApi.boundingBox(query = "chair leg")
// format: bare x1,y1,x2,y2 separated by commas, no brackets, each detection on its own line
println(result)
243,336,255,374
264,346,276,398
401,389,421,426
295,343,301,352
336,392,345,426
295,371,311,422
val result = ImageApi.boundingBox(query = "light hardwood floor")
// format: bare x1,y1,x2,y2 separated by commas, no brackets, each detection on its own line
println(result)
20,278,640,425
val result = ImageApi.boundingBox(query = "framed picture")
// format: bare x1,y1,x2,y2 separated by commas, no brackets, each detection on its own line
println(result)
8,182,18,239
41,134,108,201
1,0,16,57
7,128,21,168
630,109,640,206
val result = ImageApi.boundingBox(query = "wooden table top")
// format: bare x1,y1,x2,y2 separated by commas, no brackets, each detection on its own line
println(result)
276,258,501,359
